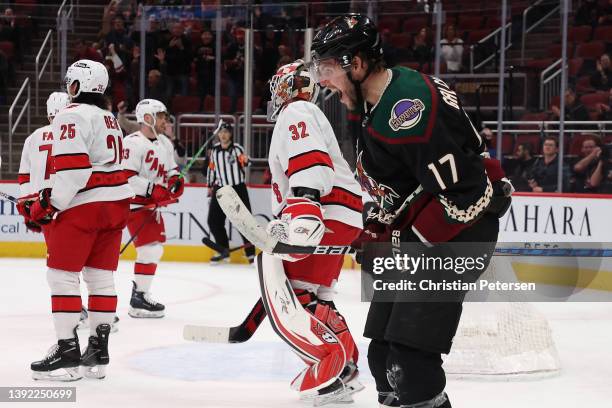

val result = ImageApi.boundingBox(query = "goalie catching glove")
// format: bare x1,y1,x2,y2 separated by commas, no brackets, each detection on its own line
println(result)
266,197,325,261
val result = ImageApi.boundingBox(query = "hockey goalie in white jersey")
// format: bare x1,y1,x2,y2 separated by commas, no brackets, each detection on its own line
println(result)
122,99,184,318
262,59,364,405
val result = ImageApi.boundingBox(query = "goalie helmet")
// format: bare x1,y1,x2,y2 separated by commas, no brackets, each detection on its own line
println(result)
135,98,168,128
268,59,320,122
64,59,109,98
46,92,70,118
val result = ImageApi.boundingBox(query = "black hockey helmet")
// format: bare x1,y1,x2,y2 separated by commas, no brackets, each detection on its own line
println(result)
311,14,382,69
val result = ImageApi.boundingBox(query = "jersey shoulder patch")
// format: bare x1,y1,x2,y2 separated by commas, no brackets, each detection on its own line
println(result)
370,66,437,144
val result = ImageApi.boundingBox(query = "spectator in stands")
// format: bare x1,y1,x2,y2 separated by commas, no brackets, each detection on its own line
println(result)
0,49,8,104
509,143,536,192
479,127,497,158
106,16,133,53
0,7,20,61
596,88,612,121
590,53,611,91
195,30,216,105
225,27,246,112
572,135,604,192
597,0,612,25
74,39,103,63
145,68,169,107
104,43,129,111
440,24,464,73
99,1,118,38
381,28,399,67
551,88,590,122
259,24,280,82
411,27,432,70
598,144,612,193
574,0,599,26
528,137,569,192
165,22,192,97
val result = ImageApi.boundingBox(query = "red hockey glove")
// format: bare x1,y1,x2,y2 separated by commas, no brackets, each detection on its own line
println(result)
25,189,56,225
16,194,44,233
168,175,185,199
266,197,325,262
148,183,171,204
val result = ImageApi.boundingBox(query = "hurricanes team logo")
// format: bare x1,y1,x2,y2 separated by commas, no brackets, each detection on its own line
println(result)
389,98,425,131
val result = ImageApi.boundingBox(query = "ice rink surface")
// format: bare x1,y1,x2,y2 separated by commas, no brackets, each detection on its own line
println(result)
1,258,611,408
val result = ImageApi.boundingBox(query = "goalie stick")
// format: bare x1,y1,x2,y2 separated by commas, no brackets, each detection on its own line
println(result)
183,298,266,343
215,185,355,256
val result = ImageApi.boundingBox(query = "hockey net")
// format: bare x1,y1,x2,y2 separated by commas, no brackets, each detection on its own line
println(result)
443,258,561,378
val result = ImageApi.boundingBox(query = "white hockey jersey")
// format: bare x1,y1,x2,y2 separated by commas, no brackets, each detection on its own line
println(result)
122,131,179,208
49,103,134,211
268,100,363,229
18,124,55,197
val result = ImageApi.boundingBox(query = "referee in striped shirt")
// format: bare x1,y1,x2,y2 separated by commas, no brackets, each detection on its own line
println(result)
205,122,255,263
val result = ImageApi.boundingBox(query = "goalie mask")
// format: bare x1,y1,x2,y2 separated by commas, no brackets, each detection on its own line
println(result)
267,59,320,122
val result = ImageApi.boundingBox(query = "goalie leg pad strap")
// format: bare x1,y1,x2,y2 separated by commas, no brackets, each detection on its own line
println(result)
257,253,347,392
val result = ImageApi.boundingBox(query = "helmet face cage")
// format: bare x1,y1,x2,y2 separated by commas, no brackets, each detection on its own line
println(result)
268,60,320,122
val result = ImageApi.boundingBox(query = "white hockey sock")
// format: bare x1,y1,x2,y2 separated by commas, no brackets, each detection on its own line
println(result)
82,267,117,336
47,268,81,340
134,243,163,293
134,272,154,293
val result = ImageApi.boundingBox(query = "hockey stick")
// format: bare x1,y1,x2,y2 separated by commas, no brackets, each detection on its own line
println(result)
183,297,266,343
0,190,18,204
119,198,178,255
216,185,355,256
201,236,253,254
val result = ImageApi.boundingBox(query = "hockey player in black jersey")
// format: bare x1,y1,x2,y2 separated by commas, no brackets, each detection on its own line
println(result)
311,14,512,408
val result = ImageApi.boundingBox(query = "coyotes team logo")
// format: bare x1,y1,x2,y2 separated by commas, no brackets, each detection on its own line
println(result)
389,98,425,131
355,151,400,210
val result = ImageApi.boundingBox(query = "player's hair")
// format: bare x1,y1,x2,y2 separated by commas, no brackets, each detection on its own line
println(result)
72,92,108,110
355,50,386,73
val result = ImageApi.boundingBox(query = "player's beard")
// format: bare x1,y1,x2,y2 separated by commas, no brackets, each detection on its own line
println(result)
335,75,358,111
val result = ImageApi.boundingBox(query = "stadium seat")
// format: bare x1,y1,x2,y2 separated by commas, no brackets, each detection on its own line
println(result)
203,95,215,112
569,58,584,76
576,41,606,59
467,29,491,44
580,92,609,106
575,75,595,93
171,96,201,114
220,96,232,113
378,16,401,33
391,33,412,49
525,58,554,70
568,26,592,43
548,43,574,59
569,134,595,155
490,133,515,156
457,16,484,30
403,16,430,33
0,41,14,60
593,25,612,42
484,17,501,28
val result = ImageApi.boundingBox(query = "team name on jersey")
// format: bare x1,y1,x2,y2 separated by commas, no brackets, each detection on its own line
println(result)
431,76,459,110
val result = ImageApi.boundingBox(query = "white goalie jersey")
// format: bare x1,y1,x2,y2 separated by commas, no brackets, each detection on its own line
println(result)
18,125,56,197
122,131,180,208
49,103,133,211
268,100,363,229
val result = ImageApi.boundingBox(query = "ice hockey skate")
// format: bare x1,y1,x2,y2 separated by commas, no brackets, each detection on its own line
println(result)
128,281,165,318
31,328,82,382
80,323,111,379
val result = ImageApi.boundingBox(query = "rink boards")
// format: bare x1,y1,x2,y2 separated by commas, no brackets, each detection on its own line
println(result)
1,183,611,284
